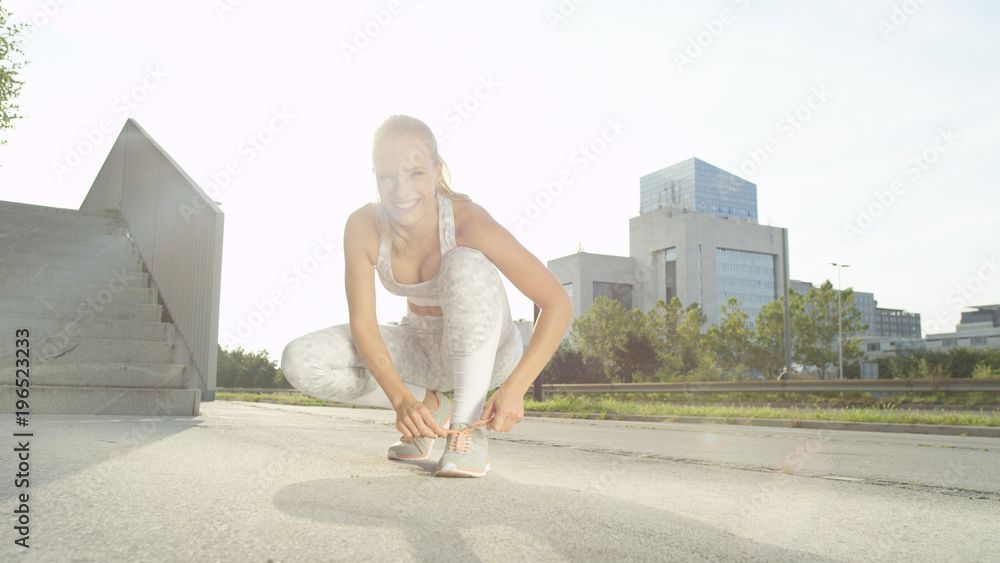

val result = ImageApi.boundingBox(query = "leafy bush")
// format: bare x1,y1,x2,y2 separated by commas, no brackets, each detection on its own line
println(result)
216,345,291,389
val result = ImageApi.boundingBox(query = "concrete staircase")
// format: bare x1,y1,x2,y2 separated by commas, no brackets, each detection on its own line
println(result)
0,200,200,415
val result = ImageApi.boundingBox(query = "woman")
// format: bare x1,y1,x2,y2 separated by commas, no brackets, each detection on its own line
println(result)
281,115,572,477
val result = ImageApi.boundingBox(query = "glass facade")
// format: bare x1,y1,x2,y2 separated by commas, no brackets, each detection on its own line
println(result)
593,282,632,310
716,248,776,322
876,308,921,338
854,292,876,336
639,157,758,221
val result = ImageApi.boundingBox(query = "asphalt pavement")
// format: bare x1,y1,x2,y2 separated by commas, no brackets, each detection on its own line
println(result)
2,401,998,562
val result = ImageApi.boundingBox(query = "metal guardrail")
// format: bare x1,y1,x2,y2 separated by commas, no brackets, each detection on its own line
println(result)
82,119,224,401
220,380,1000,397
218,388,300,394
540,379,1000,394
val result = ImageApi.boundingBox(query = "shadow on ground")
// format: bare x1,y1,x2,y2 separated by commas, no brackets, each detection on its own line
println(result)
272,467,835,562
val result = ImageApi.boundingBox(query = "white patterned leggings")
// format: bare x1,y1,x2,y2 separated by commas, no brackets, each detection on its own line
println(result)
280,247,524,426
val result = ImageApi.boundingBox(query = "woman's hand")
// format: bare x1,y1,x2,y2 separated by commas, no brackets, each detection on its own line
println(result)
480,386,524,432
394,397,447,440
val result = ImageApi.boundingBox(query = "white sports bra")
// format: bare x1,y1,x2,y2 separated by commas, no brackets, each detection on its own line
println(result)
375,193,457,307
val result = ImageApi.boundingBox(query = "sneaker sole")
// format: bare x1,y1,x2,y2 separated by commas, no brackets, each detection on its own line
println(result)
435,461,490,478
387,409,452,461
387,445,433,461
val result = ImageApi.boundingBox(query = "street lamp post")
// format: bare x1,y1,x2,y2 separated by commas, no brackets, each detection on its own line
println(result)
830,263,850,380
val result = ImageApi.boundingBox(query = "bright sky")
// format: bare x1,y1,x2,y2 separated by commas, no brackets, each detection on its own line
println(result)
2,0,998,362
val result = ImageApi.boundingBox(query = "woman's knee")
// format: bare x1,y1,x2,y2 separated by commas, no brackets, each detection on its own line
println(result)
279,325,363,399
440,246,494,281
439,247,503,305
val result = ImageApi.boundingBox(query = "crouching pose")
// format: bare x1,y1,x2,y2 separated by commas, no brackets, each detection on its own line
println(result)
281,115,572,477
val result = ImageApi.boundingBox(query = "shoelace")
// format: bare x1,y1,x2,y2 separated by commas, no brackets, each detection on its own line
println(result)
443,419,491,453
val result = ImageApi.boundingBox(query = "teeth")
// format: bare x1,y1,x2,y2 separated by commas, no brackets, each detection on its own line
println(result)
394,199,419,209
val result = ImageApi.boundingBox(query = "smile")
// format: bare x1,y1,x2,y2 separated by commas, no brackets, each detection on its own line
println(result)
393,199,421,210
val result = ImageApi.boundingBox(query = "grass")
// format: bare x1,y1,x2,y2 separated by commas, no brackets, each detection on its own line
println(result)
217,391,356,408
217,389,1000,427
521,394,1000,427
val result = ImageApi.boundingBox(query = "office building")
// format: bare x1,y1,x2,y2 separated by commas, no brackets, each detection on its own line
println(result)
551,157,787,327
639,157,758,221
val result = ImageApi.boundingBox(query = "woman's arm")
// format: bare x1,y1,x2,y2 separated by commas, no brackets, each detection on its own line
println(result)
343,206,447,439
456,202,574,432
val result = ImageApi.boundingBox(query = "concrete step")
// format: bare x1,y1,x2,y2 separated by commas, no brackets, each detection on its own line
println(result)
0,295,162,322
0,223,133,248
0,315,171,343
0,201,129,233
1,276,156,304
0,261,150,288
0,362,187,388
0,385,200,415
0,336,178,364
0,234,136,259
0,246,142,271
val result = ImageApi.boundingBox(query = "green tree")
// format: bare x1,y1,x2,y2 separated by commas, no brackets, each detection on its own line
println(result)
1,5,28,146
216,345,291,389
705,297,755,380
751,292,803,379
610,330,660,383
647,297,708,378
570,296,654,382
795,281,866,378
539,340,604,384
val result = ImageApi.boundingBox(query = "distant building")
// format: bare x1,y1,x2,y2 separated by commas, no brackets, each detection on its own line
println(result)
550,157,788,327
639,157,758,221
629,207,788,325
791,279,922,359
924,304,1000,351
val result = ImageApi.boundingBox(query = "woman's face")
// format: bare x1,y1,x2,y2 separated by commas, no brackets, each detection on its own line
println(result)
373,133,441,230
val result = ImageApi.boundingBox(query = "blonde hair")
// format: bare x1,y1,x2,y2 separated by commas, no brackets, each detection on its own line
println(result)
372,114,469,255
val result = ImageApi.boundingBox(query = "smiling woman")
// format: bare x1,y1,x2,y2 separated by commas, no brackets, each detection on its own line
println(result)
280,115,573,478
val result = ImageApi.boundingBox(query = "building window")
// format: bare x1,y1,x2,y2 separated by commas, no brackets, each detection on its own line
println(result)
715,248,776,321
593,282,632,310
943,338,957,347
664,247,677,303
971,336,987,346
867,343,881,352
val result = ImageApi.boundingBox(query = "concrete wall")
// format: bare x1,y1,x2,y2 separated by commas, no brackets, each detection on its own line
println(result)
629,208,787,325
548,251,636,322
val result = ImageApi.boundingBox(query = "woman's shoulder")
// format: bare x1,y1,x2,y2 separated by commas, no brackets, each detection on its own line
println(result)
451,197,489,222
452,197,503,245
344,203,380,263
